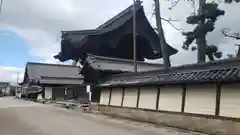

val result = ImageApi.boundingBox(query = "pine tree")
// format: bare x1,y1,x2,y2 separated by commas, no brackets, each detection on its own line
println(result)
182,2,225,62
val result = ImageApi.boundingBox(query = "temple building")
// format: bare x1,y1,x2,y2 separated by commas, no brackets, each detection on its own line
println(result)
54,2,177,63
52,2,240,135
20,62,88,101
54,2,178,101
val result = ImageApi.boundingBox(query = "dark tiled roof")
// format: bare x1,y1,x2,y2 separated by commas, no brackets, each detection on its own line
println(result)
62,3,142,39
55,2,178,62
22,62,83,85
0,82,9,88
55,3,143,61
85,54,163,73
0,82,9,86
99,59,240,87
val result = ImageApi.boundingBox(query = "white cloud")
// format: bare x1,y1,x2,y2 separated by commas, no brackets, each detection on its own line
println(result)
0,66,24,84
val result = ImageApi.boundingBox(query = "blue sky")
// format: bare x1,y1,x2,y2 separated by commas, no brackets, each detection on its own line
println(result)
0,29,72,69
0,29,41,68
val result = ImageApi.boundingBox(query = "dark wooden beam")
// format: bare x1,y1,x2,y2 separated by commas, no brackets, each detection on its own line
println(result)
156,87,160,110
108,88,112,106
181,84,187,113
215,83,222,116
136,88,141,108
121,88,125,107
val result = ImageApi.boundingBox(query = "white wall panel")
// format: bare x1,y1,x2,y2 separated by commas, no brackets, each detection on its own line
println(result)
110,88,123,106
185,84,216,115
139,87,158,109
123,87,138,107
100,88,110,105
158,86,183,112
220,84,240,118
45,87,52,99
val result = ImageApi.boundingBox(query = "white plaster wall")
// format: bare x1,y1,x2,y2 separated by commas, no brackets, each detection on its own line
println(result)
220,84,240,118
37,94,43,100
100,88,110,105
158,86,183,112
110,88,123,106
123,87,138,108
45,87,52,99
139,87,158,109
185,84,216,115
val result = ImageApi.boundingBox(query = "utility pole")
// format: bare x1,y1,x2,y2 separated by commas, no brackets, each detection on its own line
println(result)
154,0,171,69
133,0,137,72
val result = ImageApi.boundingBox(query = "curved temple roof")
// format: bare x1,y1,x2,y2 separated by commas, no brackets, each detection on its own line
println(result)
55,2,178,62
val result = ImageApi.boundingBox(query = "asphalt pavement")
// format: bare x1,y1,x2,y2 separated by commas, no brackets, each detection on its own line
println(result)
0,97,207,135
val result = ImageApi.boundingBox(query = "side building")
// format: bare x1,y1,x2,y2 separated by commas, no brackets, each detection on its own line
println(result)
80,54,164,102
0,82,10,96
20,62,88,101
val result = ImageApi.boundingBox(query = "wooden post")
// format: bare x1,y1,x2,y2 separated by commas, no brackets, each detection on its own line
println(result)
156,87,160,110
215,83,222,116
108,88,112,106
136,88,140,108
121,88,125,107
181,85,187,113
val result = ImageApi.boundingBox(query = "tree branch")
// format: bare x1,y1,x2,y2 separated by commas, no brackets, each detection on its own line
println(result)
161,17,182,31
222,28,240,40
168,0,181,10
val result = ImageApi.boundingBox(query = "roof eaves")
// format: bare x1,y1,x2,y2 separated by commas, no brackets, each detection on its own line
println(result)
87,53,163,66
40,76,84,80
97,3,142,29
98,67,240,87
61,3,143,37
27,62,80,68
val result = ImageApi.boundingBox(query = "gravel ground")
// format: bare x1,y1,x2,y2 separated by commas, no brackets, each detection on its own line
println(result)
0,97,208,135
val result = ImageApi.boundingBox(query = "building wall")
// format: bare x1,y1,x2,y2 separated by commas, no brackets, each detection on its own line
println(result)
52,87,65,101
139,87,157,109
100,83,240,119
95,105,240,135
185,84,216,115
100,88,110,105
123,87,138,108
110,88,123,106
97,82,240,135
45,87,52,99
158,86,183,112
220,83,240,118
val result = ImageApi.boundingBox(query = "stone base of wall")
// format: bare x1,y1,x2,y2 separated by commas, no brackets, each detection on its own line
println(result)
89,104,240,135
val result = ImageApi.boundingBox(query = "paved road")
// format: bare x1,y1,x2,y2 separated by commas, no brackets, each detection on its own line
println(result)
0,97,206,135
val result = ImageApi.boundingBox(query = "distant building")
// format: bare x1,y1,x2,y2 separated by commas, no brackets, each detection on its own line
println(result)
20,62,88,101
0,82,10,96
